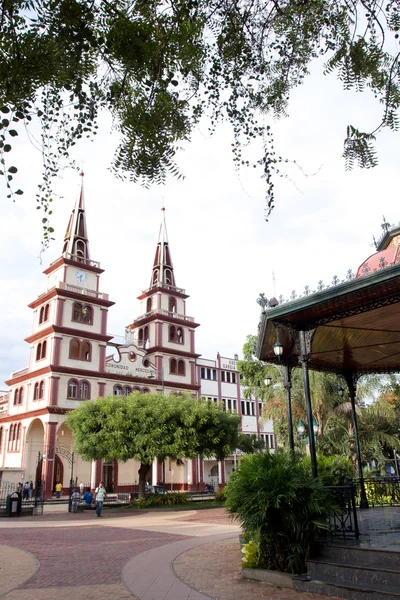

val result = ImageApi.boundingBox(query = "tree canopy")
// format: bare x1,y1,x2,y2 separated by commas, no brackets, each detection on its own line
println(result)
66,390,240,496
1,0,400,243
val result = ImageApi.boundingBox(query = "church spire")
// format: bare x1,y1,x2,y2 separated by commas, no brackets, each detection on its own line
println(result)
150,207,176,287
62,171,90,261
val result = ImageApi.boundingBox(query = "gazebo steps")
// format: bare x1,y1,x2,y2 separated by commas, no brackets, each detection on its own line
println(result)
294,575,400,600
293,543,400,600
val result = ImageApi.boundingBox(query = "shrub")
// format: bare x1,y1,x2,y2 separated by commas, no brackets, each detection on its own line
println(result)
145,492,188,506
241,540,260,568
315,455,354,486
214,486,227,502
225,450,335,575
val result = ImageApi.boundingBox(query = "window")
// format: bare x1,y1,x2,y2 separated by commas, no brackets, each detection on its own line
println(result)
33,383,39,401
128,352,136,362
39,306,44,324
72,303,93,324
153,269,159,284
44,304,49,321
177,360,185,375
170,359,177,374
260,434,275,449
221,371,225,382
0,427,3,452
39,381,45,398
226,372,231,383
114,385,123,395
201,367,217,380
165,269,172,285
232,373,236,384
13,389,18,406
36,341,47,361
142,387,150,394
207,368,211,379
146,297,152,313
200,367,206,379
69,339,92,361
67,380,79,399
13,388,23,406
213,369,217,381
138,328,144,346
168,297,176,313
8,423,21,452
133,387,141,392
241,401,255,416
80,381,90,400
124,386,132,397
169,326,184,344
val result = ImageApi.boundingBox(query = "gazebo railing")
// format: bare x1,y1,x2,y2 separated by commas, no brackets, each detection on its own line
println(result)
322,482,360,539
354,477,400,507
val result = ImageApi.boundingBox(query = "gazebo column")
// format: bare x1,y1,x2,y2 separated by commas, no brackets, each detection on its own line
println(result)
343,373,369,509
283,361,295,456
298,330,318,478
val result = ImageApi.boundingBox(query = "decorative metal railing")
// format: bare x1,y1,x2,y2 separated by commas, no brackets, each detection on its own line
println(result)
135,308,194,324
354,477,400,507
322,482,359,539
48,252,100,269
141,282,186,295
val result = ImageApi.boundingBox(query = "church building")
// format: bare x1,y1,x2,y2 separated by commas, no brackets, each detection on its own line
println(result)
0,177,274,497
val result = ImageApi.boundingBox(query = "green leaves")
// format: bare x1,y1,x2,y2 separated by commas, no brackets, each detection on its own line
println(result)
1,0,400,236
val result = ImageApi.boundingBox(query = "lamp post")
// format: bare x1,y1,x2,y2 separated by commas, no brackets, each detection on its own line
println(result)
271,327,295,455
148,368,164,394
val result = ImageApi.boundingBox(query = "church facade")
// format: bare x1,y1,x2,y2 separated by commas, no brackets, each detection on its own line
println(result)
0,178,274,497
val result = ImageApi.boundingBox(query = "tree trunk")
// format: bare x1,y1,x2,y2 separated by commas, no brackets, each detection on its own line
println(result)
138,463,151,499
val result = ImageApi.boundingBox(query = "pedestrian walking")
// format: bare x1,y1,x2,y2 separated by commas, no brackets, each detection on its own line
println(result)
95,481,106,517
55,481,62,499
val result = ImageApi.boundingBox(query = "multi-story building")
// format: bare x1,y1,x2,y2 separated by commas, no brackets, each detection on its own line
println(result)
0,177,274,496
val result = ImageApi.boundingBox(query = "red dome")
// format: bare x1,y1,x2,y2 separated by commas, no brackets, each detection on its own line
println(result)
356,246,399,277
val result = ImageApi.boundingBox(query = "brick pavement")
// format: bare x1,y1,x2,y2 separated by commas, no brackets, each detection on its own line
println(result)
0,546,38,594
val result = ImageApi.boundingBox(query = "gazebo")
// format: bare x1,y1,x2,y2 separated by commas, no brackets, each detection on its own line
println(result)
256,219,400,508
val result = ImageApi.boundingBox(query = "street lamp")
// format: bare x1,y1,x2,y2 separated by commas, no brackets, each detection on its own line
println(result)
264,376,272,387
338,386,345,398
313,418,319,435
297,420,305,437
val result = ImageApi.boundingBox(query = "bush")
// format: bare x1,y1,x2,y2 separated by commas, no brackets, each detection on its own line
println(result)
145,491,188,506
225,451,335,575
214,486,227,502
315,455,354,486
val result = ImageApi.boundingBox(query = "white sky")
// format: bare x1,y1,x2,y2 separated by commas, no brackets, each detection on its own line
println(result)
0,61,399,386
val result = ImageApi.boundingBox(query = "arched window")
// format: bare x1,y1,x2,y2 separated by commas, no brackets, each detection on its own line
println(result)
67,380,79,399
142,388,150,394
168,297,176,313
138,329,144,346
36,343,42,361
80,381,90,400
0,427,3,450
169,326,184,344
73,303,83,321
33,383,39,401
41,341,47,359
176,328,183,344
82,306,92,323
16,423,21,451
13,390,18,406
170,359,177,374
114,385,123,395
70,339,80,359
146,297,152,313
8,425,14,451
210,465,218,477
153,269,159,284
169,326,176,341
144,326,149,343
178,360,185,375
124,386,132,397
39,306,44,324
133,387,141,392
75,240,86,260
44,304,50,321
39,381,45,399
69,339,91,361
165,269,172,285
18,387,24,405
81,341,91,361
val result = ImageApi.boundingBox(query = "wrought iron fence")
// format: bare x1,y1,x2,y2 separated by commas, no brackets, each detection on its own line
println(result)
322,482,360,539
0,480,43,514
354,477,400,507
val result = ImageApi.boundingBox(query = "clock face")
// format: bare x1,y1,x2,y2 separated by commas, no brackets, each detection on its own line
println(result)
75,269,87,283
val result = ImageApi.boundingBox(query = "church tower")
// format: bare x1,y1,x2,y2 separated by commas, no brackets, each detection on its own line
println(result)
5,174,114,497
126,208,200,395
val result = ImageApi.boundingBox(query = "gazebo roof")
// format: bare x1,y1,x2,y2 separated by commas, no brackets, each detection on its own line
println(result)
256,224,400,375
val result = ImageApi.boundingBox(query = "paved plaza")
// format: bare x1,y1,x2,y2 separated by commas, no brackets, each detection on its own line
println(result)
0,506,331,600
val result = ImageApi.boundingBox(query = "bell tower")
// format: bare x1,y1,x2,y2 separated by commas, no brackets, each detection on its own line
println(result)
126,208,200,395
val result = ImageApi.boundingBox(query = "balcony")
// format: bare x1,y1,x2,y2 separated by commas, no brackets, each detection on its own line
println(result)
0,392,9,415
48,252,101,269
134,309,194,324
36,281,109,301
141,282,186,295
